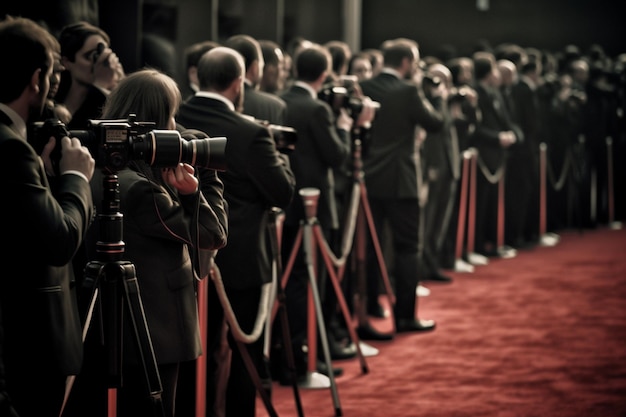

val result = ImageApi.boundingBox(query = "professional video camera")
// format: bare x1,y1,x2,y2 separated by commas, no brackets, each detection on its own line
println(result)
241,115,298,154
268,124,297,154
318,75,379,120
31,114,227,175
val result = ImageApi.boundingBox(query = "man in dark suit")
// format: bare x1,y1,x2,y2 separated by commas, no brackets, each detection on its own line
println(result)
359,38,444,333
177,46,295,417
469,53,521,257
224,34,287,126
421,62,461,284
0,16,95,417
278,42,355,381
258,39,287,95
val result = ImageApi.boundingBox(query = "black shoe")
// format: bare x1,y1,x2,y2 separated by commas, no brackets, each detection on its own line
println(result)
367,303,389,318
357,323,394,341
327,340,357,360
422,272,453,283
395,318,436,333
316,359,344,377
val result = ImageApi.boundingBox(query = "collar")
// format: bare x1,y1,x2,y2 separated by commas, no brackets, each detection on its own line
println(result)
195,91,235,111
0,103,27,139
381,68,403,79
293,81,317,99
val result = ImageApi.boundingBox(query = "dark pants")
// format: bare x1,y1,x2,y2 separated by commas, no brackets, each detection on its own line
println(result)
366,197,421,322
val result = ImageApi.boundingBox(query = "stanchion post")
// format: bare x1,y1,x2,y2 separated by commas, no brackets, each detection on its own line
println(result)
606,136,622,230
466,148,488,266
195,278,208,417
454,150,474,273
496,165,516,259
539,142,560,246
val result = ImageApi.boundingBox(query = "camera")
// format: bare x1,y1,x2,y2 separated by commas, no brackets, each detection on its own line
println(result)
268,124,297,154
422,73,442,88
242,115,298,154
30,114,227,174
448,87,468,104
318,76,379,120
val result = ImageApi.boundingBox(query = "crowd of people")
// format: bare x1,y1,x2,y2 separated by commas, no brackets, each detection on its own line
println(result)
1,12,625,417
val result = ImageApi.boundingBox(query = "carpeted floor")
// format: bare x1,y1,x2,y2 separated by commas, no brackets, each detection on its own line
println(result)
257,226,626,417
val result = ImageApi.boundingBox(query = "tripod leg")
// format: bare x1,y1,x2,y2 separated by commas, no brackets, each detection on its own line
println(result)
302,222,342,416
358,184,396,322
117,262,166,417
312,224,369,374
234,339,279,417
267,214,305,417
60,262,106,416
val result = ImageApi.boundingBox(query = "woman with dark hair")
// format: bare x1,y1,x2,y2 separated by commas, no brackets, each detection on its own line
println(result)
56,21,125,129
64,69,227,417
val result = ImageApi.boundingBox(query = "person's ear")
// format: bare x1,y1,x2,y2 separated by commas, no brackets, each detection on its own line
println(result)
30,68,42,94
249,60,260,81
230,75,243,95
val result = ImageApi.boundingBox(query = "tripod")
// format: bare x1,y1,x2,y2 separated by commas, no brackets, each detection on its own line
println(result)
67,172,165,417
336,128,396,337
266,207,305,417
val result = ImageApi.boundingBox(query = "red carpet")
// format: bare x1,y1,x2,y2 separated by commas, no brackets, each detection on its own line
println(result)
257,227,626,417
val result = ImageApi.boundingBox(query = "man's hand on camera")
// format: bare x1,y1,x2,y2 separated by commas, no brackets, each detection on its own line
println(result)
163,163,199,195
57,136,96,181
355,96,377,128
336,108,354,132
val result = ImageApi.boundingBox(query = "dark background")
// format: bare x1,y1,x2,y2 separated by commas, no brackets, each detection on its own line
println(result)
3,0,625,93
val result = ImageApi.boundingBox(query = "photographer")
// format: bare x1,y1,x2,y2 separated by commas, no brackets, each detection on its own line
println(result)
56,21,125,130
359,37,444,333
176,46,295,417
0,16,95,417
62,69,227,417
224,34,287,126
275,42,356,382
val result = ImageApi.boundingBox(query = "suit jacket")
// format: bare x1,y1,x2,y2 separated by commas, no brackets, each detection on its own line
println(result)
422,101,461,182
0,111,94,381
469,84,523,173
511,76,540,161
359,72,444,199
243,83,287,126
86,163,227,364
177,95,295,290
279,84,350,230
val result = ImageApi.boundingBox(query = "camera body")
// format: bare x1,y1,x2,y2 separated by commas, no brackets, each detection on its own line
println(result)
268,124,297,154
30,114,227,174
318,75,376,120
242,115,298,154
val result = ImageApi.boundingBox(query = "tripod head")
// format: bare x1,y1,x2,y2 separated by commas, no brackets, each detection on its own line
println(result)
93,171,126,262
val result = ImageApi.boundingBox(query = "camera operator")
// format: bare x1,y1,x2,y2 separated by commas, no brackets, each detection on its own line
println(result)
420,62,460,284
320,46,385,345
0,16,95,417
224,34,287,126
359,37,444,333
275,41,377,382
62,69,228,417
55,21,125,130
176,46,295,417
